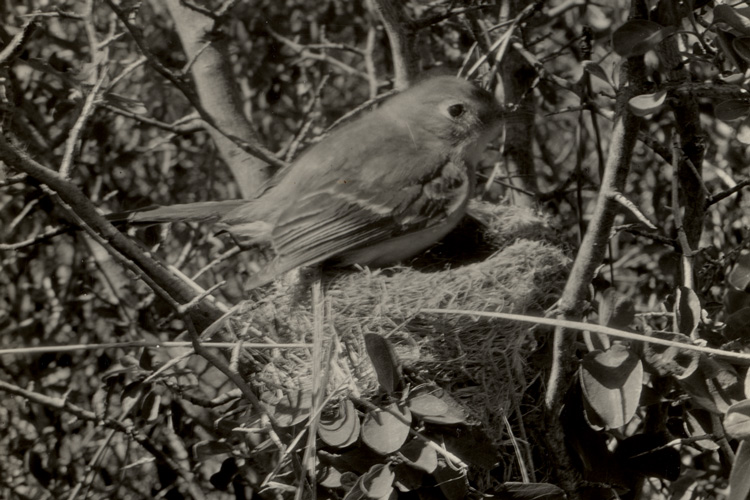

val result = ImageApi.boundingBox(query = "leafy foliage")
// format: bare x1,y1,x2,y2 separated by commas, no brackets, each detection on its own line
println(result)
4,0,750,499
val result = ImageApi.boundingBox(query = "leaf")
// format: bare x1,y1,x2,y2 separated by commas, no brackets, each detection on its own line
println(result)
193,440,233,461
683,410,719,451
724,307,750,341
725,399,750,440
363,333,402,394
675,286,701,338
120,381,144,414
359,464,395,499
580,345,643,429
141,389,161,423
582,61,613,88
715,99,750,122
720,72,747,85
399,439,438,473
500,482,567,499
628,90,667,116
433,462,468,500
406,393,448,417
273,390,312,427
613,20,675,57
641,331,700,379
734,37,750,64
318,465,345,489
714,5,750,36
738,116,750,144
729,250,750,290
407,389,468,425
319,399,361,448
729,441,750,500
361,403,411,455
599,288,635,329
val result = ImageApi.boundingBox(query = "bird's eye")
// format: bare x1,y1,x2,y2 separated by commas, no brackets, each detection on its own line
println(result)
447,103,465,118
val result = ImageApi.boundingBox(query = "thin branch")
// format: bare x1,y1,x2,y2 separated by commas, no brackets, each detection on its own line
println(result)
707,178,750,206
59,68,108,179
608,192,657,229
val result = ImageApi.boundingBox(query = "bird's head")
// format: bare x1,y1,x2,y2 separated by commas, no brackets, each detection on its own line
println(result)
380,76,504,149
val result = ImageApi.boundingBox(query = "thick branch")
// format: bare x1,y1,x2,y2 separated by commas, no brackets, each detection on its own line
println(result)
0,136,223,331
163,0,275,197
368,0,419,89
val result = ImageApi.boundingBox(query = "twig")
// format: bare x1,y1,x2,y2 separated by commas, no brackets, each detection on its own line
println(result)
707,178,750,206
369,0,419,89
608,192,657,229
422,309,750,363
0,18,38,65
59,68,109,179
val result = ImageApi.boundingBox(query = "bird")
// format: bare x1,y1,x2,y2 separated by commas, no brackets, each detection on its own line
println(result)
113,76,504,288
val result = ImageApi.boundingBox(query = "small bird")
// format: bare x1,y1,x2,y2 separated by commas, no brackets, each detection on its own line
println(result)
115,76,503,288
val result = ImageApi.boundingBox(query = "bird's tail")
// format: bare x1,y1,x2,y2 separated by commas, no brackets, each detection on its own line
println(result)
107,200,247,225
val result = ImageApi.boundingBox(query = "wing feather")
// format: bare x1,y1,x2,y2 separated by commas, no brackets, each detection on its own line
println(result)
255,159,471,281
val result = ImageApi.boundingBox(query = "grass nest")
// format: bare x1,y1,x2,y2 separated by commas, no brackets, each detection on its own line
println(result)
234,202,570,457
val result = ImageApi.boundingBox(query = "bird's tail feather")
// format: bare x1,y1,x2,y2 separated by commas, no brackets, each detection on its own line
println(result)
107,200,247,225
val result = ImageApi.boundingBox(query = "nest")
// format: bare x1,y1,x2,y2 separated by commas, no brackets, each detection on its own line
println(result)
234,202,570,449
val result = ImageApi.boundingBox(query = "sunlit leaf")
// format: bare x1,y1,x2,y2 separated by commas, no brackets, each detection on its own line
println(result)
319,399,360,448
729,441,750,500
361,403,411,455
724,400,750,440
628,90,667,116
675,286,701,338
359,463,395,499
580,345,643,429
729,251,750,290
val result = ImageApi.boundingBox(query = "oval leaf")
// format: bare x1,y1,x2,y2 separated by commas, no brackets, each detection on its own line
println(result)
715,99,750,122
734,37,750,64
406,393,448,418
193,440,233,461
628,90,667,116
399,439,438,473
273,390,312,427
724,307,750,342
725,399,750,440
729,441,750,500
729,250,750,290
715,4,750,36
361,403,411,455
683,410,719,451
582,61,613,88
319,399,361,448
433,462,468,500
738,117,750,144
580,345,643,429
359,464,395,499
599,288,635,329
675,286,701,338
613,20,674,57
641,331,699,379
363,333,402,394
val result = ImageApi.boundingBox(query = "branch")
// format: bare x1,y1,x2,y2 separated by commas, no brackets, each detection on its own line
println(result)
368,0,419,89
107,0,286,197
0,136,223,331
708,178,750,206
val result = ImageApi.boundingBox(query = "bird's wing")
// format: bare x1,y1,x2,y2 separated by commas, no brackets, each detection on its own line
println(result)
243,158,471,287
107,200,248,225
